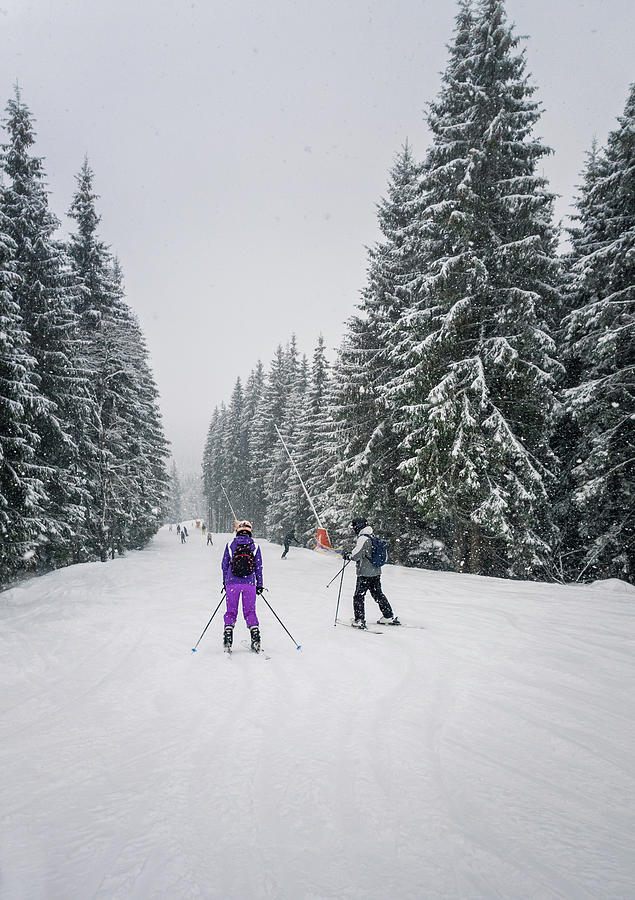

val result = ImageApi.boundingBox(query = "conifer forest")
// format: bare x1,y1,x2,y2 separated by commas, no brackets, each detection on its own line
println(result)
2,0,633,587
202,1,634,584
0,91,169,583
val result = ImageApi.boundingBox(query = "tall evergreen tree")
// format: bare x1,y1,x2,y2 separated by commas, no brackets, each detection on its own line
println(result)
67,161,168,558
330,142,435,560
203,405,234,532
202,408,218,528
562,84,635,582
166,460,183,525
273,351,309,538
295,335,333,544
390,0,561,577
243,361,266,531
67,160,127,558
113,285,169,549
248,343,286,537
0,209,47,580
215,404,233,529
265,337,303,538
550,143,604,578
68,158,122,329
1,88,92,570
225,377,251,519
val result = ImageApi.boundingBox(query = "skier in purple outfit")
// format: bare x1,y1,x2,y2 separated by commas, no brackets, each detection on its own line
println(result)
221,520,264,651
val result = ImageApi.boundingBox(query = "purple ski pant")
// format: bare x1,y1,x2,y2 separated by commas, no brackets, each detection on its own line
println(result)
224,582,259,628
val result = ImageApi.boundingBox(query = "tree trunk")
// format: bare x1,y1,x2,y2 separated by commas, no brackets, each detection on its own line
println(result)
469,524,481,574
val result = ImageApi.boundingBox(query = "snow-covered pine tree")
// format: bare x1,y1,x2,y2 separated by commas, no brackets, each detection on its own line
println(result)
550,143,604,579
562,84,635,583
67,161,168,558
391,0,562,577
319,324,371,543
329,141,434,561
111,278,169,550
216,404,233,529
202,404,234,532
264,336,304,539
245,344,281,538
1,88,93,570
201,369,264,534
67,160,128,558
563,141,605,324
166,460,183,525
273,351,309,540
179,471,205,521
242,361,266,531
202,408,218,528
295,335,334,546
220,404,235,529
0,208,48,581
224,378,251,520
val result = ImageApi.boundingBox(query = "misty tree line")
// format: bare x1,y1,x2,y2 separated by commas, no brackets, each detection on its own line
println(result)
202,0,634,584
0,88,169,585
164,461,206,525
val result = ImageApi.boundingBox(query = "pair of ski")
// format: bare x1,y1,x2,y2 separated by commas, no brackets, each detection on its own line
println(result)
225,639,271,660
335,618,424,634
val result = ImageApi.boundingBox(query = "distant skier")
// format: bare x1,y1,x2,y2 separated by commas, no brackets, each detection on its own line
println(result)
181,528,186,544
343,517,400,629
221,520,264,652
281,530,300,559
201,524,206,536
207,531,214,546
183,525,189,539
176,524,181,535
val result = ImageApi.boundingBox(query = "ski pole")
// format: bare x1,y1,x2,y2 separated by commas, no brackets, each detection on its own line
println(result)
191,588,226,653
326,558,350,588
260,590,302,650
334,561,347,626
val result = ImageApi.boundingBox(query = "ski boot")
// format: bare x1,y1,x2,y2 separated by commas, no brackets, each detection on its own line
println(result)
250,626,261,652
351,618,367,629
223,625,234,651
377,616,401,626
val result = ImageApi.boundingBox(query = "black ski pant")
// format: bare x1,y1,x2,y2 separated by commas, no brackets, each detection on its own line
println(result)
353,575,393,622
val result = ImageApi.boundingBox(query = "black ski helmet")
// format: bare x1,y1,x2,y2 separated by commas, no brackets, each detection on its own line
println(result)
351,517,368,534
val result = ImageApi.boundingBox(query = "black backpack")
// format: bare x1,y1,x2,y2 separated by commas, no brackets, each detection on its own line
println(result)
230,542,256,577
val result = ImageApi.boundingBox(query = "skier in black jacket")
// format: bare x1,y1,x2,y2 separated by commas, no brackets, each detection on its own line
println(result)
281,531,300,559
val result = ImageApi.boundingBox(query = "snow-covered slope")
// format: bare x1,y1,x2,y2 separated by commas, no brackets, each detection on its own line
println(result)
1,527,634,900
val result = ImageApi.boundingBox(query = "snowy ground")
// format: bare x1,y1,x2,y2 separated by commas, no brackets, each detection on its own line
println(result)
1,527,634,900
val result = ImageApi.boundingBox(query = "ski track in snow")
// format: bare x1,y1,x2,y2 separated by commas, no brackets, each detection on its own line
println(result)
1,528,635,899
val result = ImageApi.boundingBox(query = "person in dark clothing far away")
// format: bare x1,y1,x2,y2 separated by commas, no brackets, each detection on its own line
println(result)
281,530,300,559
343,517,400,629
206,531,213,546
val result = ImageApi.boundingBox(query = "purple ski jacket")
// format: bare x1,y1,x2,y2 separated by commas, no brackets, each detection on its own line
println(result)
222,535,263,588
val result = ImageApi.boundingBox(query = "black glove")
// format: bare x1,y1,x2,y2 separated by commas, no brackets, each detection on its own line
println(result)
342,552,351,561
256,585,264,594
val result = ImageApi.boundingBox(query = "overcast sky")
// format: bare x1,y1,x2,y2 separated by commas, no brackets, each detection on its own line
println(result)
1,0,632,471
